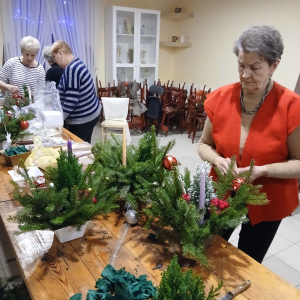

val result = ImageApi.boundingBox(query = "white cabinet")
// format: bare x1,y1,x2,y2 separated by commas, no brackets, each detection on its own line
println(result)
105,6,160,85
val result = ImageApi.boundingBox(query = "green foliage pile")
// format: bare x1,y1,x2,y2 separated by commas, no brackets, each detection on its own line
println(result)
8,149,119,232
91,126,175,209
154,255,222,300
69,264,156,300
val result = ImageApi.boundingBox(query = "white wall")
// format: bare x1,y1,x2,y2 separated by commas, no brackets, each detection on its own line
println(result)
172,0,300,91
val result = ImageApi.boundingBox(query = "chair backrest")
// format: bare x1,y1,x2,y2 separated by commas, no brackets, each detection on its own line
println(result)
102,97,129,120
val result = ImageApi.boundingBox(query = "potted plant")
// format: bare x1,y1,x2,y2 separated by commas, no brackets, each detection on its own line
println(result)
8,145,119,243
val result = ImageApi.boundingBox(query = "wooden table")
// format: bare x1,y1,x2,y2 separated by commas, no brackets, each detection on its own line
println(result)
0,130,300,299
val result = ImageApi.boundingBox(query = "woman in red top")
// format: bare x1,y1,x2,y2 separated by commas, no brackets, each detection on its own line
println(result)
198,25,300,263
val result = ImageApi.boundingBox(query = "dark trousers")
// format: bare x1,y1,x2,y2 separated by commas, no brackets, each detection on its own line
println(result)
221,219,282,263
65,116,99,143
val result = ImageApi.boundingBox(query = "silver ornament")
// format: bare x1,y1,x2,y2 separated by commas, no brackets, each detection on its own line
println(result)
88,188,92,192
49,183,54,187
125,210,139,224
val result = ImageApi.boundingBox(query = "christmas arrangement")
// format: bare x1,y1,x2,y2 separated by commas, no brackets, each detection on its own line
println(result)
154,255,222,300
143,157,268,265
91,126,175,210
69,264,156,300
8,145,118,233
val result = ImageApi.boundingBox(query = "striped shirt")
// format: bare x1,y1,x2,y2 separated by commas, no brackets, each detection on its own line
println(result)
0,57,45,107
58,58,100,125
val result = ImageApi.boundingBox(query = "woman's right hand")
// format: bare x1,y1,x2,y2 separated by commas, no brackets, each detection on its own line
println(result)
212,156,237,175
6,84,19,94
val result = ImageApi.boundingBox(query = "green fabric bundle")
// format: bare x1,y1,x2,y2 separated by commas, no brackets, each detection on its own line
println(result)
70,264,156,300
4,146,28,156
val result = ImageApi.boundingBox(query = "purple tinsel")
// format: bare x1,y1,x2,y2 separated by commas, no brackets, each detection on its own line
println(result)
67,140,72,153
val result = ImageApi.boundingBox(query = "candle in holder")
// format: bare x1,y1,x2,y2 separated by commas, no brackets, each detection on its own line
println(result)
199,169,205,224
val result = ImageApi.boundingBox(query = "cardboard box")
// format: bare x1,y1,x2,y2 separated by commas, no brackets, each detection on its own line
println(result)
3,152,30,167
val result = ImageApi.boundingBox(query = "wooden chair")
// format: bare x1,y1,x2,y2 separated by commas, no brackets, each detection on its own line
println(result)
160,82,187,136
187,89,207,143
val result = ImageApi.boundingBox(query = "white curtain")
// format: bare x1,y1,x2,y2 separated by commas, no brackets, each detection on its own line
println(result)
0,0,52,68
0,0,100,81
45,0,100,83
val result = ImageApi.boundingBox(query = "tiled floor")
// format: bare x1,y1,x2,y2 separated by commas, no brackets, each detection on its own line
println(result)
1,123,300,293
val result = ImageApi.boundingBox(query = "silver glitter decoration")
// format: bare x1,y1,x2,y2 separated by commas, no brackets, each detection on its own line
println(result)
125,210,139,224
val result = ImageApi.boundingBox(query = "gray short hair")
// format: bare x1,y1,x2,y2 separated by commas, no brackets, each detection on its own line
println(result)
20,36,40,52
233,26,284,66
42,46,55,63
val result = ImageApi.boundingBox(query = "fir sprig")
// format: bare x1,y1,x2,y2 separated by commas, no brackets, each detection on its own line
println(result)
154,255,222,300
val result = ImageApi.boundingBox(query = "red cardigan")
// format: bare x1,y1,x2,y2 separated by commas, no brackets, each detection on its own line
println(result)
205,82,300,225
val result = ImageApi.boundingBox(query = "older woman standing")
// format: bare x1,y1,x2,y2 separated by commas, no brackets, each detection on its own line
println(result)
51,40,100,143
0,36,45,106
42,46,64,87
198,26,300,263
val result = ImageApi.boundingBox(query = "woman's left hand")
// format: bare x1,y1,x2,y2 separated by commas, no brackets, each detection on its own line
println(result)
237,165,269,182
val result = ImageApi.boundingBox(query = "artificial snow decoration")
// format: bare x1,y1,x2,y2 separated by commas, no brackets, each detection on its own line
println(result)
188,162,216,208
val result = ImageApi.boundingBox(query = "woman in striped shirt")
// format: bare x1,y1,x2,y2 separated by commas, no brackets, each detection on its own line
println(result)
51,40,100,143
0,36,45,107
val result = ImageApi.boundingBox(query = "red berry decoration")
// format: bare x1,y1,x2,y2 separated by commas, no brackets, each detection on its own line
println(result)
182,193,191,202
12,94,22,99
20,120,29,130
210,198,230,214
92,197,97,204
232,177,245,191
163,155,177,171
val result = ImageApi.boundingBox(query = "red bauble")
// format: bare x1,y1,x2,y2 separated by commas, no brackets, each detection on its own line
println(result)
16,100,21,106
163,155,177,170
232,177,245,191
12,94,22,99
92,197,97,204
20,120,29,130
6,111,12,121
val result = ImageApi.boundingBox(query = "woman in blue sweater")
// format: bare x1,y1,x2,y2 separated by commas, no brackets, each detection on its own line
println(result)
51,40,101,143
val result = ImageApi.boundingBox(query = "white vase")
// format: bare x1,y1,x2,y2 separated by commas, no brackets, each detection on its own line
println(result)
54,221,89,243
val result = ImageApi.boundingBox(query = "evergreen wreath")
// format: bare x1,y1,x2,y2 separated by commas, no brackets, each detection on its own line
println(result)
8,148,119,232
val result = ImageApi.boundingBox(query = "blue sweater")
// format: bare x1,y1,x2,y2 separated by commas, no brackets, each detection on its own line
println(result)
58,58,100,125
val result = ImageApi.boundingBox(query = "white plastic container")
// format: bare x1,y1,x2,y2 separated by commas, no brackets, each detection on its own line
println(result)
54,221,89,243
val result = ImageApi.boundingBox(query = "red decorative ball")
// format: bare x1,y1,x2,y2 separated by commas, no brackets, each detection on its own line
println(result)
6,111,12,121
12,94,22,99
20,120,29,130
163,155,177,170
232,177,245,191
92,197,97,204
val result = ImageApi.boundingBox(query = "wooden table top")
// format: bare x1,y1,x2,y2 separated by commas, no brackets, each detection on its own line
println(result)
0,129,299,299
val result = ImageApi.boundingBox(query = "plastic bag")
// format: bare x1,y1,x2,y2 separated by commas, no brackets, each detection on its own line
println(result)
25,136,59,170
31,81,64,130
